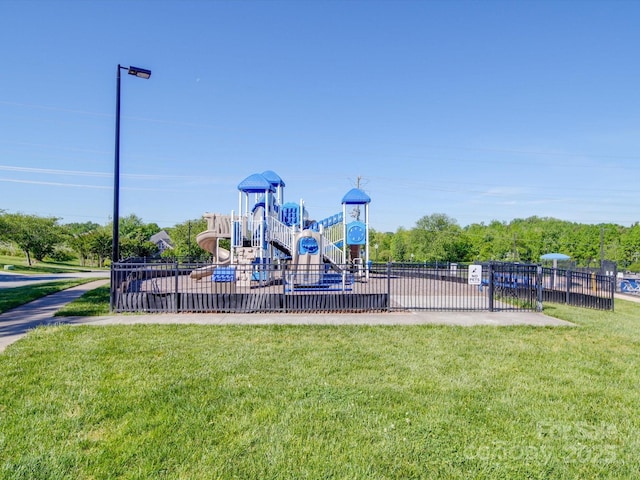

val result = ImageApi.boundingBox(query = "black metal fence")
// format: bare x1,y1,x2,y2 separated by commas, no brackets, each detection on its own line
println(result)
110,261,387,314
109,260,611,314
379,262,541,312
487,262,542,312
541,267,615,310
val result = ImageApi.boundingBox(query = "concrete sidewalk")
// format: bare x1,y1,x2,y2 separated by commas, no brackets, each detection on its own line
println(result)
71,310,574,327
0,270,109,289
0,279,109,352
1,282,576,353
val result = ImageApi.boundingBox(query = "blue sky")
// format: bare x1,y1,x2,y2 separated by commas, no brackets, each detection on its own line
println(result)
1,0,639,232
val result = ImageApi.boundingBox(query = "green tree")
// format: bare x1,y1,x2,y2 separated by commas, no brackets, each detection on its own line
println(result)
0,210,7,234
105,214,162,260
369,229,393,262
390,227,408,262
64,221,101,235
377,213,637,267
485,220,516,261
67,233,92,266
118,214,160,239
571,224,600,267
120,237,159,259
0,213,64,265
621,223,640,270
62,222,102,266
164,218,208,259
601,223,625,266
411,213,465,262
87,227,112,267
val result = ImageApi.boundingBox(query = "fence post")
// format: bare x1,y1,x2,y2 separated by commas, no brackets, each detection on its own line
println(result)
174,261,179,313
488,262,494,312
281,263,286,313
566,270,572,306
536,265,543,312
110,263,116,312
610,275,616,312
387,262,392,312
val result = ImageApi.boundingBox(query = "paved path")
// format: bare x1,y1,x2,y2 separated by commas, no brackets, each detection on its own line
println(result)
616,292,640,304
0,270,109,288
0,279,110,352
1,279,580,353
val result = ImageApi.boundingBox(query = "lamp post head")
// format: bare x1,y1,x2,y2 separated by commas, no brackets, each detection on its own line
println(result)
127,66,152,79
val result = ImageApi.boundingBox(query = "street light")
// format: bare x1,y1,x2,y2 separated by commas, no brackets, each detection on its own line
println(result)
112,64,151,263
374,243,379,262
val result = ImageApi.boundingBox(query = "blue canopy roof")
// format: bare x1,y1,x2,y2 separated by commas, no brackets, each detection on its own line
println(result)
261,170,285,188
540,253,571,260
237,173,275,193
341,188,371,204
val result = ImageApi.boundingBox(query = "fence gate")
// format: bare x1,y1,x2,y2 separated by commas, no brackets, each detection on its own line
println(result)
488,263,542,312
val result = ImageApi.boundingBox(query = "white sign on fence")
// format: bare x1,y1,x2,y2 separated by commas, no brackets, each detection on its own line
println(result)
468,265,482,285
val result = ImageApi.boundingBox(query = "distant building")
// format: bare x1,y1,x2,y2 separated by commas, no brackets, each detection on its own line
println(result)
149,230,173,254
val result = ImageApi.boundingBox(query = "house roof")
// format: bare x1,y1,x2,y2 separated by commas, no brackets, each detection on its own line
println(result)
150,230,173,246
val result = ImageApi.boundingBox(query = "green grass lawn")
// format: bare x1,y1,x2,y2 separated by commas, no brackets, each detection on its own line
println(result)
0,254,103,274
1,302,639,478
54,284,111,317
0,279,100,314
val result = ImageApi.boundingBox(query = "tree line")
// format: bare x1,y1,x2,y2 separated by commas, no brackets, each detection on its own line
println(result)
0,212,199,267
2,211,640,271
370,213,640,271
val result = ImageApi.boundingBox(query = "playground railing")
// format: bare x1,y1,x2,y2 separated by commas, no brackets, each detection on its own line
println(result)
323,243,345,266
322,222,345,263
267,216,295,253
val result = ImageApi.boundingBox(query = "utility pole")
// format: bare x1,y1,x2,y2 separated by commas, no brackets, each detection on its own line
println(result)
351,175,364,220
188,221,192,261
600,226,605,271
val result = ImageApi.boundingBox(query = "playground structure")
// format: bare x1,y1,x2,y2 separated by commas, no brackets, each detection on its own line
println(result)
109,171,616,314
190,170,372,289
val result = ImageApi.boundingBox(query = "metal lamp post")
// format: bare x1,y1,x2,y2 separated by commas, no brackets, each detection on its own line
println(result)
112,64,151,263
111,65,151,312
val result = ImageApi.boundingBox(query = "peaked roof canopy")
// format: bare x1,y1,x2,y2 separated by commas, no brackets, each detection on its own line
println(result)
261,170,285,188
341,188,371,205
237,173,275,193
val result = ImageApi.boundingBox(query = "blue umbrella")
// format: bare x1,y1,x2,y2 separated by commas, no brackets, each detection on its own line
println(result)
541,253,570,270
540,253,570,261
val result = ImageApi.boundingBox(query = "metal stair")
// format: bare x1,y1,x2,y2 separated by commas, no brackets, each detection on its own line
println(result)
267,215,345,265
